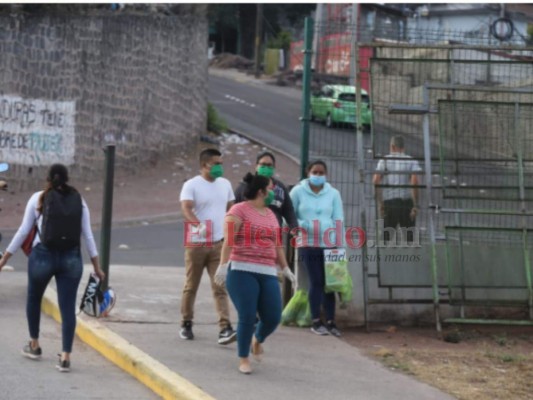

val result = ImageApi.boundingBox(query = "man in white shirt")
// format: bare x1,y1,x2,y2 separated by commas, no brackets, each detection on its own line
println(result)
373,136,421,243
179,148,236,344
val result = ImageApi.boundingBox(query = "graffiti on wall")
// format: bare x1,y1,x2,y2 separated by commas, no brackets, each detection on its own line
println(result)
0,95,76,165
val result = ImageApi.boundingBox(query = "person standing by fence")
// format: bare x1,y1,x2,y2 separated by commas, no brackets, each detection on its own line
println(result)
290,160,345,337
373,135,421,243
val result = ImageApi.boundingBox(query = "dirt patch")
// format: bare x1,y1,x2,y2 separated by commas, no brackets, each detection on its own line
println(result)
342,324,533,400
209,53,254,70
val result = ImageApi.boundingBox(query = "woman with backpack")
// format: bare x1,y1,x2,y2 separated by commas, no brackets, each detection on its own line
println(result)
0,164,105,372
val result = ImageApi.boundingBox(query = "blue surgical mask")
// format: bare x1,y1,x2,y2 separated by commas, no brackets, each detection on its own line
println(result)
309,174,326,186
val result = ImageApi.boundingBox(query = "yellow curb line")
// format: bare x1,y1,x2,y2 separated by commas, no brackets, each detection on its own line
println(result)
41,287,215,400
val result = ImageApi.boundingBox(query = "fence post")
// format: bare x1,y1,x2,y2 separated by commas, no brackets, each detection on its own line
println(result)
350,4,371,331
100,144,115,292
299,16,313,179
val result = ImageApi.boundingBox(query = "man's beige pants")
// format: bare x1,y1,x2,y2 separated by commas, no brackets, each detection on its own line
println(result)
181,241,230,329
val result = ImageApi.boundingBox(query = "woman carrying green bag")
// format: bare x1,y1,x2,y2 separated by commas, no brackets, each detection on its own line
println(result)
290,160,345,337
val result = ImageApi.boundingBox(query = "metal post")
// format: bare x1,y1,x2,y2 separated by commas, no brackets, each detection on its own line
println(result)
100,144,115,291
422,85,441,332
299,17,314,179
514,102,532,319
312,4,323,72
351,3,370,332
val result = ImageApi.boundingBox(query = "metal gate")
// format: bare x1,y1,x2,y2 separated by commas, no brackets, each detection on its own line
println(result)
300,16,533,329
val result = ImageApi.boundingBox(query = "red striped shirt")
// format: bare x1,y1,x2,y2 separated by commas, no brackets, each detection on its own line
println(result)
227,202,279,266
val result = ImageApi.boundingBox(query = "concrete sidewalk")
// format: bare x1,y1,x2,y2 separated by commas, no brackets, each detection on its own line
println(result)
0,269,158,399
41,264,455,400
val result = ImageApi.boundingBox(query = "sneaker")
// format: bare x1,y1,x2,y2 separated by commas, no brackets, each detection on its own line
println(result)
21,342,42,360
326,321,342,337
311,321,329,336
56,354,71,372
180,321,194,340
218,325,237,345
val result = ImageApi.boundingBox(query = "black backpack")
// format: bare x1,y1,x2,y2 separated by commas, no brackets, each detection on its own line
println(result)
41,189,83,250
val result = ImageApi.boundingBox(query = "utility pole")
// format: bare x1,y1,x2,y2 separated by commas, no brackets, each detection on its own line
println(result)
254,4,263,78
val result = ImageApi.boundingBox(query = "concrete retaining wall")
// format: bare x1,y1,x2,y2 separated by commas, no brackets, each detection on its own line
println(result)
0,7,207,188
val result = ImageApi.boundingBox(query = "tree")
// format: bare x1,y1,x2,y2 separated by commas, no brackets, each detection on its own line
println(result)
208,4,315,59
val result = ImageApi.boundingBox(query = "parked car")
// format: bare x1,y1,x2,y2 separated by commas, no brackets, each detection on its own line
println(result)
310,85,372,130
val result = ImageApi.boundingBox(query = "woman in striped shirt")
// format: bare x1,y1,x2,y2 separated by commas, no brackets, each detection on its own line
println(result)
215,173,296,374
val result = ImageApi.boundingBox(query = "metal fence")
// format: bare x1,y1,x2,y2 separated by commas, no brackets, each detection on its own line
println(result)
301,18,533,329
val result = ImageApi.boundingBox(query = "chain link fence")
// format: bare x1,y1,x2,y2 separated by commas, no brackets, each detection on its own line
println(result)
304,19,533,327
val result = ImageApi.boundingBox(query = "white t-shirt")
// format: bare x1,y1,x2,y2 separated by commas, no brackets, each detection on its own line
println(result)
375,152,422,201
180,175,235,243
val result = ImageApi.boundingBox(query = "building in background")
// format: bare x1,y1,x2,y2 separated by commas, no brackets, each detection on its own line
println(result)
290,3,533,87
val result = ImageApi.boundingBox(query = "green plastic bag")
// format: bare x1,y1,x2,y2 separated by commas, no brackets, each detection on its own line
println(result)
324,249,352,302
338,273,353,303
295,298,312,327
281,289,308,326
281,289,312,327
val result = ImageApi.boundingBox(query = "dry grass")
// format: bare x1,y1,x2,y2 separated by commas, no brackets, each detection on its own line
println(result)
378,348,533,400
343,325,533,400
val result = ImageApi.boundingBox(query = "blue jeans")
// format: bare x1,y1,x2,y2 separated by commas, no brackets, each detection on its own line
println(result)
299,247,336,322
27,244,83,353
226,268,281,358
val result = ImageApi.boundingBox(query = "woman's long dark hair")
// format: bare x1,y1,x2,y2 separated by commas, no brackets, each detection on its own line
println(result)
242,172,270,200
38,164,76,212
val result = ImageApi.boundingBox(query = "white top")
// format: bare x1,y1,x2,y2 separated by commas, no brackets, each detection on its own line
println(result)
180,175,235,243
6,191,99,258
376,152,422,201
230,261,278,277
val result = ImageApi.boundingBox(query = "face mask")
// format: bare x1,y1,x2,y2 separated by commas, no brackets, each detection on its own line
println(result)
209,164,224,179
264,190,275,206
257,165,275,178
309,174,326,186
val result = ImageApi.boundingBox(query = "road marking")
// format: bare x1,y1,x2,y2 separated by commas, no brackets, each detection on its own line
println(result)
224,94,256,108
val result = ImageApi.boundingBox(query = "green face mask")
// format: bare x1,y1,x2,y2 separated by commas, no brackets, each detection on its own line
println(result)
257,165,275,178
209,164,224,179
264,189,275,206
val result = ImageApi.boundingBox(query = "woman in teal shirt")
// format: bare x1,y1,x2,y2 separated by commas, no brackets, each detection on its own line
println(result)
290,160,344,337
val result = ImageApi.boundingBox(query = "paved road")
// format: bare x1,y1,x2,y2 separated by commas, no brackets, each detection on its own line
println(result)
208,72,373,160
1,221,185,272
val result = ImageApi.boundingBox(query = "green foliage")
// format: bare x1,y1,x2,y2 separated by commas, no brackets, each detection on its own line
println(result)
208,4,239,29
267,30,293,51
207,103,228,134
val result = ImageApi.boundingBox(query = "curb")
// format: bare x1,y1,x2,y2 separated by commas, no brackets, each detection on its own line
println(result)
41,287,215,400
